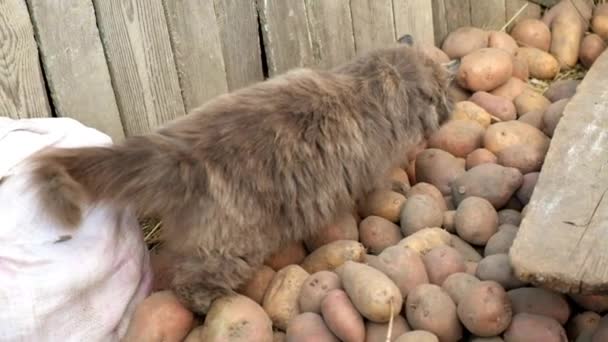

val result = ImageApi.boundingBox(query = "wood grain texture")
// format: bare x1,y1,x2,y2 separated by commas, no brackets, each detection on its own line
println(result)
505,0,542,31
470,0,506,30
0,0,51,119
163,0,228,111
431,0,449,46
256,0,315,76
444,0,472,33
510,50,608,295
350,0,396,53
393,0,435,47
305,0,356,69
214,0,264,91
27,0,125,141
92,0,185,136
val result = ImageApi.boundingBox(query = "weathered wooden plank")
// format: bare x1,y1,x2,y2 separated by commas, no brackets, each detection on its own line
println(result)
431,0,449,46
444,0,472,33
163,0,228,111
505,0,542,31
470,0,506,30
510,50,608,295
214,0,264,90
350,0,396,53
393,0,435,47
305,0,356,69
0,0,51,119
27,0,125,141
256,0,315,77
91,0,185,136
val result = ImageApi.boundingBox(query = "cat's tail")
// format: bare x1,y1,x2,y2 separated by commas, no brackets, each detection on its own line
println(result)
24,134,204,228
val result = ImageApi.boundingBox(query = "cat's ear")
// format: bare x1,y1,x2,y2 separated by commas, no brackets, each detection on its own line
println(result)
397,34,414,46
441,59,461,82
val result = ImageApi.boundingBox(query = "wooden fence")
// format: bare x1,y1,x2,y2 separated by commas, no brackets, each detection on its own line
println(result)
0,0,544,142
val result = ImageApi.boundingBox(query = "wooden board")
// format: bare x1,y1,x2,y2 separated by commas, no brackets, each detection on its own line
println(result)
505,0,542,31
431,0,449,46
256,0,315,77
163,0,228,111
470,0,506,30
92,0,185,136
350,0,396,53
214,0,264,90
393,0,435,47
510,50,608,295
0,0,51,119
27,0,125,141
444,0,472,34
305,0,356,69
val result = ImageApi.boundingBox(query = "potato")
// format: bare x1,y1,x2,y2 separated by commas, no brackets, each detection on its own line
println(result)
273,331,286,342
451,164,524,209
514,89,551,116
465,262,479,276
514,47,560,80
358,189,406,222
367,245,429,298
442,272,480,305
580,33,607,69
569,293,608,313
265,241,308,271
359,216,403,254
457,48,513,92
443,210,456,232
419,43,451,64
407,182,448,212
512,54,530,81
484,225,518,256
552,10,585,70
441,27,489,59
591,314,608,341
507,287,571,325
365,315,411,342
389,167,411,195
457,280,512,336
466,337,504,342
192,294,273,342
398,227,452,255
592,15,608,41
239,265,276,305
401,194,445,236
405,284,463,341
422,245,467,286
428,120,486,158
453,196,498,245
476,254,527,290
516,172,539,205
286,312,339,341
321,289,365,342
415,149,467,196
503,313,567,342
543,79,580,102
466,148,497,170
484,121,550,156
123,291,194,342
517,110,544,130
450,234,483,262
567,311,601,341
469,91,517,122
336,261,403,323
488,31,518,55
298,270,342,314
542,0,593,27
498,209,521,226
543,98,569,137
301,240,366,274
510,19,551,51
263,264,310,330
305,213,359,251
395,330,440,342
496,144,545,174
490,77,527,101
451,101,493,128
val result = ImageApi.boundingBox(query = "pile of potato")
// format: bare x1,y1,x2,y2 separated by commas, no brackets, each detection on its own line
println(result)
123,1,608,341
